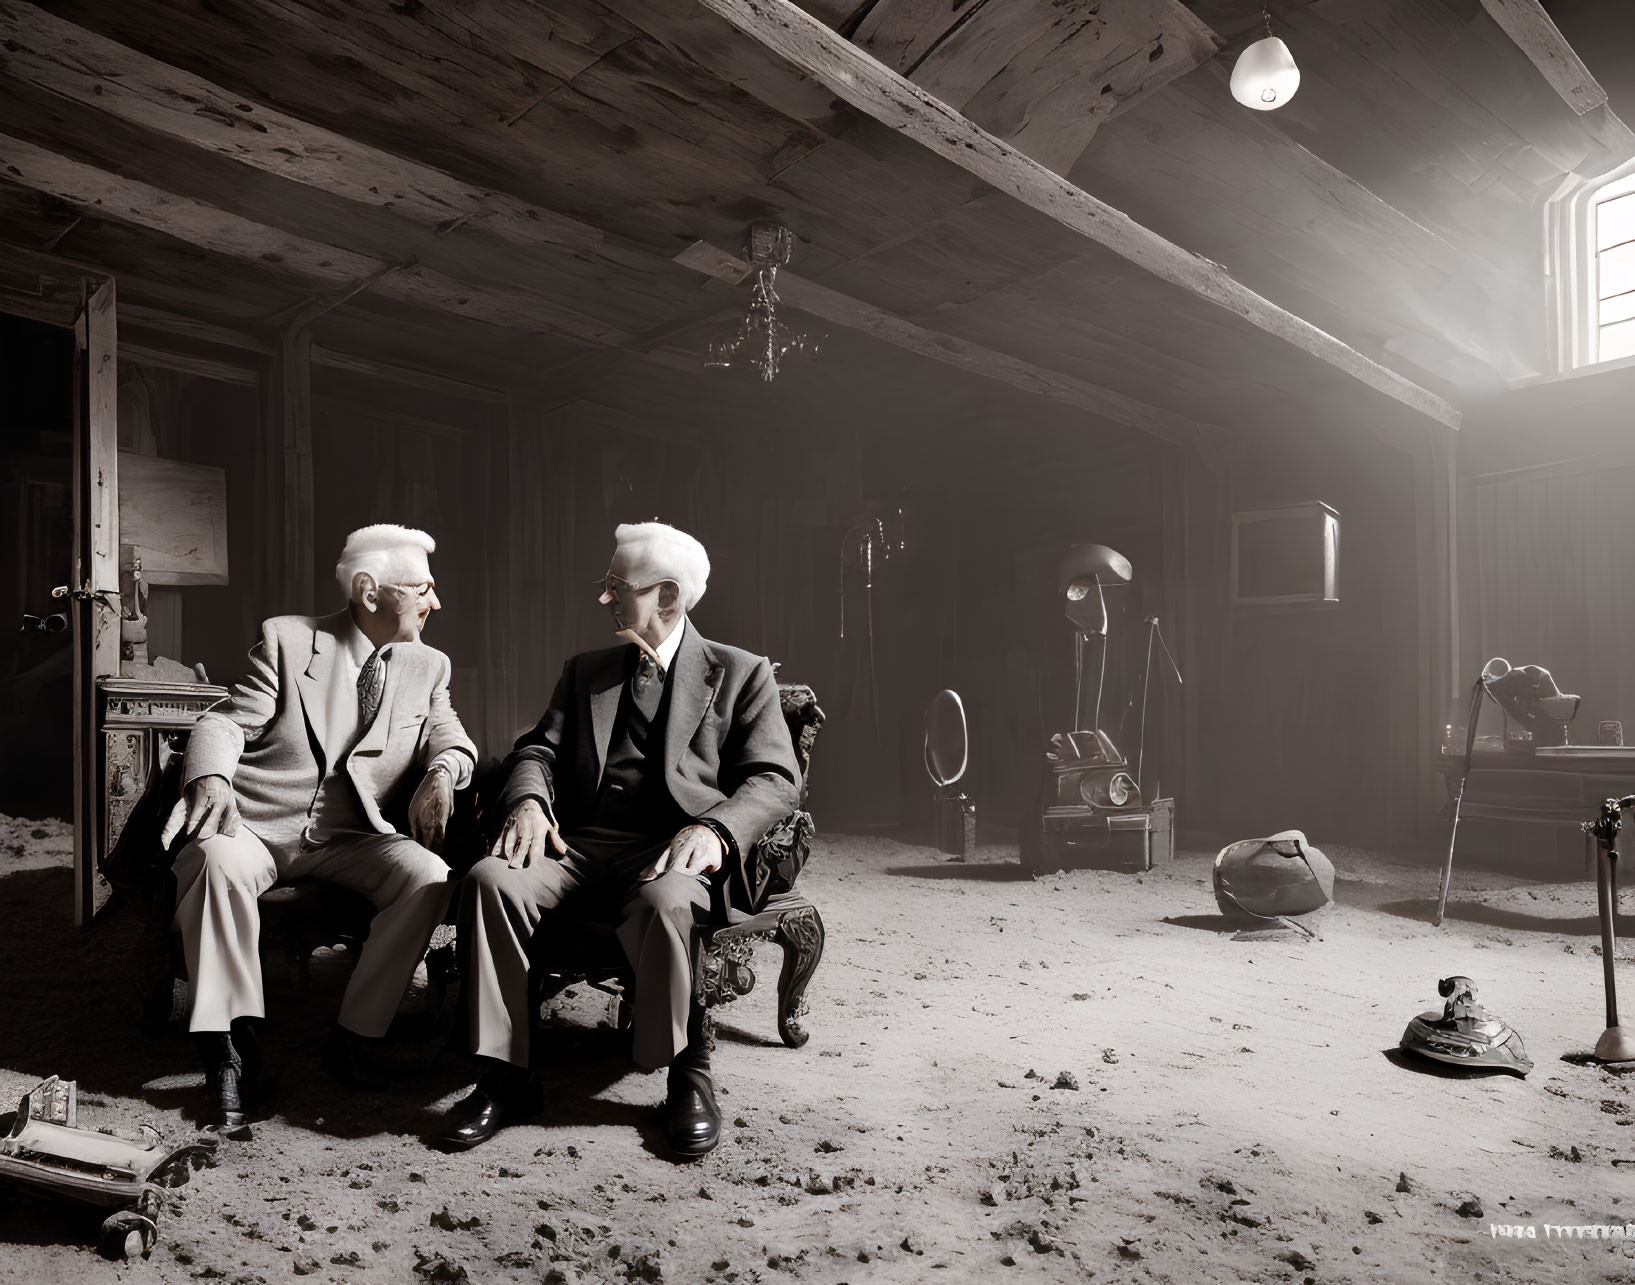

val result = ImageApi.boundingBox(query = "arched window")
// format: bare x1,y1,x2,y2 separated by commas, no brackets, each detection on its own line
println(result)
1549,162,1635,370
1588,176,1635,363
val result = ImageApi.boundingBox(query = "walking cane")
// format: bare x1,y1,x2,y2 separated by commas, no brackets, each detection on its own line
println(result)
1585,795,1635,1063
1434,677,1490,927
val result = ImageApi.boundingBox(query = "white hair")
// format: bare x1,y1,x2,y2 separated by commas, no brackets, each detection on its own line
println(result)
335,524,436,596
610,521,710,613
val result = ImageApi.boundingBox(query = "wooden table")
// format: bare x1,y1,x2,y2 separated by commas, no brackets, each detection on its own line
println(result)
1434,744,1635,897
1435,745,1635,828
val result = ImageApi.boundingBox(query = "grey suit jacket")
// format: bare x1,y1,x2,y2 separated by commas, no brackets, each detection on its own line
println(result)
499,624,801,902
185,611,476,847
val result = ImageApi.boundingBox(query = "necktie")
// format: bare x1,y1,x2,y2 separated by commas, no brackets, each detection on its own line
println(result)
631,650,664,720
358,647,385,731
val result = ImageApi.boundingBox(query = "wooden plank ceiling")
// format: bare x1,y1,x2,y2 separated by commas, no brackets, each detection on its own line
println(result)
0,0,1627,446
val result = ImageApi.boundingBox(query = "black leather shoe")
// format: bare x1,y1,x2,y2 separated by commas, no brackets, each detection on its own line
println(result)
437,1065,533,1152
438,1087,510,1152
665,1067,720,1159
195,1033,252,1141
321,1027,388,1092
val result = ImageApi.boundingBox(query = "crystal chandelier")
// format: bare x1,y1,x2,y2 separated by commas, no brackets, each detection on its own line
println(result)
705,221,818,382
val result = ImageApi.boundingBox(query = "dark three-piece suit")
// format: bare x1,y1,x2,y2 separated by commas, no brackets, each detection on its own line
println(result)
460,620,801,1069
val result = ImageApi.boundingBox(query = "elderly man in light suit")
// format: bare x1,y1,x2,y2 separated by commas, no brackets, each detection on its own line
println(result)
441,521,800,1158
162,524,475,1138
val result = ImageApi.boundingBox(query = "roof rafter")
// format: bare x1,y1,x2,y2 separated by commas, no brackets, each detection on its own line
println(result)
671,0,1461,429
0,133,630,343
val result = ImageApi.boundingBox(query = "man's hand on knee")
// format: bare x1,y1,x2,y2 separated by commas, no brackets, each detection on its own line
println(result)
642,824,724,880
161,775,241,848
490,798,566,869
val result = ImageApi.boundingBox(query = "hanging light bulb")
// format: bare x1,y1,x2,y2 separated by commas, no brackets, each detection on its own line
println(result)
1230,6,1300,111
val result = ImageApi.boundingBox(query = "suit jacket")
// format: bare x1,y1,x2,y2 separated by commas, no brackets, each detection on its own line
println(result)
498,624,801,912
185,611,476,848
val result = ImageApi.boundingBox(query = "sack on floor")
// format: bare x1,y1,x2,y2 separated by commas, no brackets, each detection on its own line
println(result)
1212,829,1334,921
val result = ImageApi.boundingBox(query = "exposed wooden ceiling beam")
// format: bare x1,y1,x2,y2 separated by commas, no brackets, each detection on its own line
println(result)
675,239,1208,446
1475,0,1607,115
0,133,630,344
1472,0,1635,159
685,0,1462,430
0,0,605,256
0,235,110,327
120,334,258,386
309,346,510,405
120,304,272,355
850,0,1222,174
850,0,1221,174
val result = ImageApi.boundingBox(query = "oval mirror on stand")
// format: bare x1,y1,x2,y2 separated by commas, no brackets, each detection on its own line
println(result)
924,689,974,857
924,689,968,788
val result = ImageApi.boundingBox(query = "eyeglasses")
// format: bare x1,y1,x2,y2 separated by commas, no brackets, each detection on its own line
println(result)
598,575,676,600
386,581,436,599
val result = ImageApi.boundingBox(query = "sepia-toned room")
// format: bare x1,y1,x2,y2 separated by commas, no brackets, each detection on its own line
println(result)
1,0,1633,1280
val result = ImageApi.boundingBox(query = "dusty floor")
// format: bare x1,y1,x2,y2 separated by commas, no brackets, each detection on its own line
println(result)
0,814,1632,1285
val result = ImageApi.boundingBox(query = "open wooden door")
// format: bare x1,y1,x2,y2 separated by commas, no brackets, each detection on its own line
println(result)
70,278,118,926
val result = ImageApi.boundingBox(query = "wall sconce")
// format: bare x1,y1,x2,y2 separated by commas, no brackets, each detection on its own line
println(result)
1231,6,1301,111
840,507,906,640
705,221,820,382
839,507,906,739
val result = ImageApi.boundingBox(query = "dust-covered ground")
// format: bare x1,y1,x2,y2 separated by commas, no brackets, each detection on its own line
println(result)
0,813,1632,1284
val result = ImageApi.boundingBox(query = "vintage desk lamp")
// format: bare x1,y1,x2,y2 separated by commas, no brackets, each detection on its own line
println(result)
1023,544,1175,873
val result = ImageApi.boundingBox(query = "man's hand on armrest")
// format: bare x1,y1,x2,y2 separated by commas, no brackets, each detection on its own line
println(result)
409,763,456,854
160,775,241,848
490,797,567,869
641,824,725,880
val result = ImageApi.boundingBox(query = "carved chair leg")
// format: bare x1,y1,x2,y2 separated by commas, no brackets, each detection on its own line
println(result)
773,905,825,1049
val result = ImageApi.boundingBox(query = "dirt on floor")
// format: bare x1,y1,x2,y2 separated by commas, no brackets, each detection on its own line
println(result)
0,813,1632,1285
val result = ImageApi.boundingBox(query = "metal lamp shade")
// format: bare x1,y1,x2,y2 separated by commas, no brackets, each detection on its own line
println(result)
1231,36,1301,111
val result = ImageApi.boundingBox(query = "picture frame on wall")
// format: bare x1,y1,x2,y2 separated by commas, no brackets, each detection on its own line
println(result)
1229,501,1340,607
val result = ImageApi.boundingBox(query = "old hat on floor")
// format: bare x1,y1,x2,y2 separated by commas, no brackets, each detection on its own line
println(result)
1212,829,1335,921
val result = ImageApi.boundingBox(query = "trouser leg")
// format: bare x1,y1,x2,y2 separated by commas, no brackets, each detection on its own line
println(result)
458,854,583,1067
171,828,278,1033
617,868,711,1070
281,833,455,1040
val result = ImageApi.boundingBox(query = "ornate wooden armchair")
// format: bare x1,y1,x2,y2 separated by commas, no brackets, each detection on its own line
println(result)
528,681,827,1048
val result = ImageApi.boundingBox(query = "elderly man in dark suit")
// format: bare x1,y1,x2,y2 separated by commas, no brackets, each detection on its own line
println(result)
162,524,476,1138
442,521,799,1158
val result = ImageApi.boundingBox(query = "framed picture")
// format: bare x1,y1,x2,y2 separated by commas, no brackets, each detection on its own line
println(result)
1229,501,1339,607
117,452,229,585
